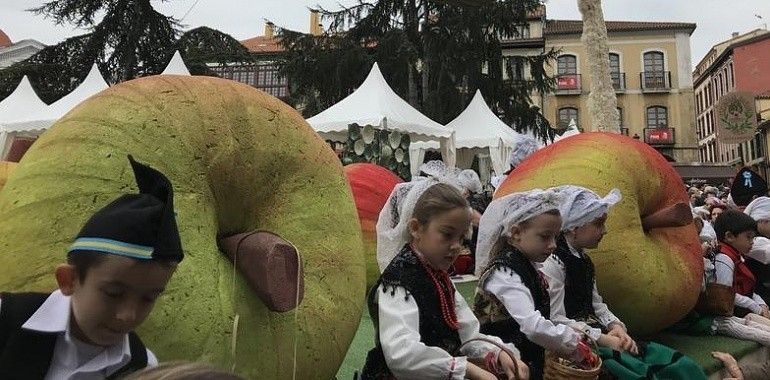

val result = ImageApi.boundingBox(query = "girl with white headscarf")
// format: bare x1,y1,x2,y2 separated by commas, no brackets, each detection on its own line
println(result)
473,189,596,379
540,186,638,356
364,182,527,380
490,136,540,193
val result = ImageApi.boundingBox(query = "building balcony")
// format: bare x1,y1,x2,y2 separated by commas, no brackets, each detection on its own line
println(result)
640,71,671,93
612,73,626,92
554,74,582,95
644,127,676,145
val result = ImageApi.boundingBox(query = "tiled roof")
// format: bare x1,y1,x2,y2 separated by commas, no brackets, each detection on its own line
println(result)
545,20,696,36
240,36,283,54
0,29,11,48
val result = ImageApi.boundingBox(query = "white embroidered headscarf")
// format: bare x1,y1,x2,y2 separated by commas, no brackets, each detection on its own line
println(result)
475,188,564,276
457,169,482,194
553,185,622,231
376,166,468,271
744,196,770,221
417,160,463,190
508,136,540,168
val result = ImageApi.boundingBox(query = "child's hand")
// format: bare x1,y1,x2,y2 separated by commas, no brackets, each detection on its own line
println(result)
608,324,639,355
466,362,499,380
498,350,529,380
760,305,770,319
597,334,624,352
711,351,743,379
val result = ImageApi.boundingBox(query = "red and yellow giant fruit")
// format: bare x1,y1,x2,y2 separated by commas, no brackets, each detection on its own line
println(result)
0,75,365,378
344,163,403,288
498,132,702,335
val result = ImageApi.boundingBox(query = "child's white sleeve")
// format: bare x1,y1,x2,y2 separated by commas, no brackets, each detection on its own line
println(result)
377,285,467,380
454,289,520,360
752,293,767,307
714,254,735,287
591,282,625,332
541,257,603,341
485,268,581,357
715,253,765,313
747,237,770,264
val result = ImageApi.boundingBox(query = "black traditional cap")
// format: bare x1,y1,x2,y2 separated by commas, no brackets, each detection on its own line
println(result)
68,155,183,262
730,167,768,207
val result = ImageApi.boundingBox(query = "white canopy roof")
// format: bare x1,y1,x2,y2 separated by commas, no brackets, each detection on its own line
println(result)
446,90,518,149
553,118,580,142
44,63,109,122
0,76,50,130
161,51,190,76
306,63,452,142
409,90,522,177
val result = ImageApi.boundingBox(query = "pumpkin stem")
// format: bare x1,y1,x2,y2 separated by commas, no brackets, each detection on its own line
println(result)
218,231,304,312
641,202,692,231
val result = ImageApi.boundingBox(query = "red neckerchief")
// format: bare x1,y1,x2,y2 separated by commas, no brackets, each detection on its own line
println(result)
411,244,460,330
720,243,756,296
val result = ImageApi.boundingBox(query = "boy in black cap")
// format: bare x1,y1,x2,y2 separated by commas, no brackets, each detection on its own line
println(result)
729,167,768,209
0,156,184,379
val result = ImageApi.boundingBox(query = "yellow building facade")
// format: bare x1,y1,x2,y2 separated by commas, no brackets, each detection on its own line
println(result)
539,21,698,162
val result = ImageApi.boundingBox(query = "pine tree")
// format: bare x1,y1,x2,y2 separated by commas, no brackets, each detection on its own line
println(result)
278,0,559,142
0,0,178,103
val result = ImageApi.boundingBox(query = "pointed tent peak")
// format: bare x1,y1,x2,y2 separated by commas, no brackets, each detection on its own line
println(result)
0,75,49,123
161,51,190,75
470,89,485,103
44,62,110,121
362,62,388,87
81,63,110,90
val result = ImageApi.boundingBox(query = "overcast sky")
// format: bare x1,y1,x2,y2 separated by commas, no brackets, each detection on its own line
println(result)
2,0,769,68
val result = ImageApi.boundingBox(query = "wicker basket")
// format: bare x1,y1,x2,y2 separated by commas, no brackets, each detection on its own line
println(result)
543,350,602,380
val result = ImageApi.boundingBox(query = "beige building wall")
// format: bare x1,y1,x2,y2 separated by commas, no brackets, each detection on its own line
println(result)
542,31,698,162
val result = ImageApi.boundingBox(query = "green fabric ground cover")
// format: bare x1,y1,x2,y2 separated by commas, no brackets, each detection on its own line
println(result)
336,281,758,379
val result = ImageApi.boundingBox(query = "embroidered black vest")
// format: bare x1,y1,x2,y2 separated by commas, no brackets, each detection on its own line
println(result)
361,245,462,379
553,235,598,322
474,245,550,380
0,292,148,380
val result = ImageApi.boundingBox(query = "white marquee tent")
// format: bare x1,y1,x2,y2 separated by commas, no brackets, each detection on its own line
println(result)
162,51,190,75
306,62,455,170
410,90,521,180
0,52,192,160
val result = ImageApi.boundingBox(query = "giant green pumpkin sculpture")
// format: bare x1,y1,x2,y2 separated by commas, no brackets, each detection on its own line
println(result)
0,75,365,378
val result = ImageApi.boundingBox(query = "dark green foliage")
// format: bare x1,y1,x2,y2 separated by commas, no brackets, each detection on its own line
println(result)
0,1,249,103
278,0,559,142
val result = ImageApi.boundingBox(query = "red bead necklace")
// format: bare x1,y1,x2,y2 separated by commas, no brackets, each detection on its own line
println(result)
412,244,460,330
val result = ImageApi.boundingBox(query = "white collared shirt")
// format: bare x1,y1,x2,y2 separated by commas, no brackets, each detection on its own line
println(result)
376,283,519,380
713,253,767,314
483,267,581,357
0,290,157,380
540,242,625,341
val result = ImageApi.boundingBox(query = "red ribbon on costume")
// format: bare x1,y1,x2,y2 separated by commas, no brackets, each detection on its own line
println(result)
720,243,756,296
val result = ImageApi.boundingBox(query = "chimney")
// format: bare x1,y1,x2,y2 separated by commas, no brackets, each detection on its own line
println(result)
310,9,322,36
732,31,740,38
264,21,275,39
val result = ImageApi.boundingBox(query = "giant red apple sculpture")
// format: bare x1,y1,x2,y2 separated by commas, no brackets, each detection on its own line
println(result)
344,163,403,288
498,132,702,335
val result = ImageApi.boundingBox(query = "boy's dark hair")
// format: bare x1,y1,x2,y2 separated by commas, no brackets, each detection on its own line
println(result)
713,209,757,241
67,251,107,282
67,251,177,282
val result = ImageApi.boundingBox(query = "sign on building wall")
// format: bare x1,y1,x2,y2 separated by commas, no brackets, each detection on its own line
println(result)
716,91,758,144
